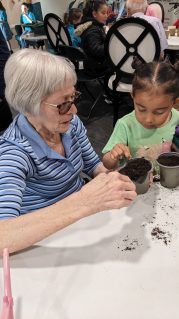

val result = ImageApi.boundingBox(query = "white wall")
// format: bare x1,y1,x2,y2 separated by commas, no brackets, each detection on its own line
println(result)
2,0,21,25
41,0,71,20
2,0,72,26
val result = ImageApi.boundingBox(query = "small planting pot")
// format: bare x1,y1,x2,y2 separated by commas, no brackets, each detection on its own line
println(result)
119,158,152,195
168,26,176,36
156,152,179,188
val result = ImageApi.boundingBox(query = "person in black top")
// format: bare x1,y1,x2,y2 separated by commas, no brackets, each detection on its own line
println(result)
0,28,12,132
76,0,109,75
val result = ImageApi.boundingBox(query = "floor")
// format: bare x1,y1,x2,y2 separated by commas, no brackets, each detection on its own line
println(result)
77,90,113,159
77,81,134,159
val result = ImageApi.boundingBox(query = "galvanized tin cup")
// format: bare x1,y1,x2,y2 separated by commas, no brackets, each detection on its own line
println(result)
156,152,179,188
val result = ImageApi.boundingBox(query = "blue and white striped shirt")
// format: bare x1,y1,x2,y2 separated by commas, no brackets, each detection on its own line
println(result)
0,114,101,219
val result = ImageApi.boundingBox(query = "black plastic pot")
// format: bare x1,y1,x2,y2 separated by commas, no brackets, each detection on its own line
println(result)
119,158,152,195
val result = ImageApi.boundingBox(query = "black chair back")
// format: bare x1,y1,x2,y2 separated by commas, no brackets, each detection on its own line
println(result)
44,13,72,51
104,17,161,126
104,17,161,87
15,25,23,36
57,44,106,120
58,45,87,70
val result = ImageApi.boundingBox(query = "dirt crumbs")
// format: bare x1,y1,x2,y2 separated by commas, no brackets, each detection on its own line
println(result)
151,227,171,245
121,239,139,251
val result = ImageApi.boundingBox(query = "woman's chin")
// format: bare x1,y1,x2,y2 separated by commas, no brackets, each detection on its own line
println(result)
57,121,71,132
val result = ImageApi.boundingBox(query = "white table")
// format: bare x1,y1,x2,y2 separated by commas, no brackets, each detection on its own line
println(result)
167,36,179,50
21,34,48,50
0,183,179,319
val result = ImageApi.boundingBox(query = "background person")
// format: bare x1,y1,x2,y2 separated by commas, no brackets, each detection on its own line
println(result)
20,2,36,48
102,60,179,170
64,8,83,47
0,49,136,254
75,0,109,75
0,2,13,53
173,18,179,29
126,0,168,59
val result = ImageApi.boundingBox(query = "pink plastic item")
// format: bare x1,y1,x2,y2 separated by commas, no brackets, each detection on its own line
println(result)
1,248,14,319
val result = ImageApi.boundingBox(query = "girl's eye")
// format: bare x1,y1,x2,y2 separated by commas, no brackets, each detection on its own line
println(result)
154,109,167,115
138,108,146,112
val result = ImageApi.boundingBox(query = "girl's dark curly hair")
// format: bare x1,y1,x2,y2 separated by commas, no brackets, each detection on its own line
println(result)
132,59,179,100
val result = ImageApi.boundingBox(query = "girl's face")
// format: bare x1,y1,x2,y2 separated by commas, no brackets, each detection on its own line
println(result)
133,89,175,129
92,4,108,24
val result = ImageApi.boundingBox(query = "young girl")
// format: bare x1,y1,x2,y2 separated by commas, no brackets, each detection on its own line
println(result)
75,0,109,75
64,8,83,47
102,60,179,170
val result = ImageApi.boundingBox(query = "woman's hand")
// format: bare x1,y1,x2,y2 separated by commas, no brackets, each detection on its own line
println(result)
110,143,131,161
79,171,137,214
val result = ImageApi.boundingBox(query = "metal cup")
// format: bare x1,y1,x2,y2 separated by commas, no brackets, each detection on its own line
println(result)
168,26,176,36
156,152,179,188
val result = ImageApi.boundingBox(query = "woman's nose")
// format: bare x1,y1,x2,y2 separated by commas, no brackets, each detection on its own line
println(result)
68,102,77,114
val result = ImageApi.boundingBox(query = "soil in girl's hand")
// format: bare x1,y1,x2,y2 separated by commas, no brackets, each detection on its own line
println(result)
119,158,151,181
157,155,179,167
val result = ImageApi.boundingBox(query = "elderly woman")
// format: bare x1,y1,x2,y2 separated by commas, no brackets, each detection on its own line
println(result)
0,49,136,254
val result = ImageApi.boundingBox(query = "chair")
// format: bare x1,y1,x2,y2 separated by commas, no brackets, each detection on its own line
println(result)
44,13,72,50
69,0,84,10
104,17,161,126
146,1,165,23
14,24,44,49
56,44,105,119
44,13,106,120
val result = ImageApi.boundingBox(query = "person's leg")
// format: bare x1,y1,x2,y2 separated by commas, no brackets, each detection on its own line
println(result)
20,31,29,48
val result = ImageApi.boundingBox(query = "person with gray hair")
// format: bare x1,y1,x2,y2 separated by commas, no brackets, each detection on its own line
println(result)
0,49,136,254
125,0,167,58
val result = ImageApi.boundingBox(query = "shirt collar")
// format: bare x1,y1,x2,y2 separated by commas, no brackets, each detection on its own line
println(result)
17,114,73,160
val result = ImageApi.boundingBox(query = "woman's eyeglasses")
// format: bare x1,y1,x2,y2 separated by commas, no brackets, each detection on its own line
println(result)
44,91,81,114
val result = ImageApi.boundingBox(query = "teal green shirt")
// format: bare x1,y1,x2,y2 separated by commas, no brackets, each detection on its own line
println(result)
103,109,179,163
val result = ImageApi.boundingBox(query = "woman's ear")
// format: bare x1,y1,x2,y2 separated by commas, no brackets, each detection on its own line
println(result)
173,97,179,111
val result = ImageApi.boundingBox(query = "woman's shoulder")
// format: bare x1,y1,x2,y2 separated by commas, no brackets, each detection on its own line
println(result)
70,114,86,135
0,115,35,159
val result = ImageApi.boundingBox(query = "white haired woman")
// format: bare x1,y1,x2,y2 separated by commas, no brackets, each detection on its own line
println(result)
0,49,136,254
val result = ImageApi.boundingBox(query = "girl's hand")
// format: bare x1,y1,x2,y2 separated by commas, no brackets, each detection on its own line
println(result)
110,144,132,161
